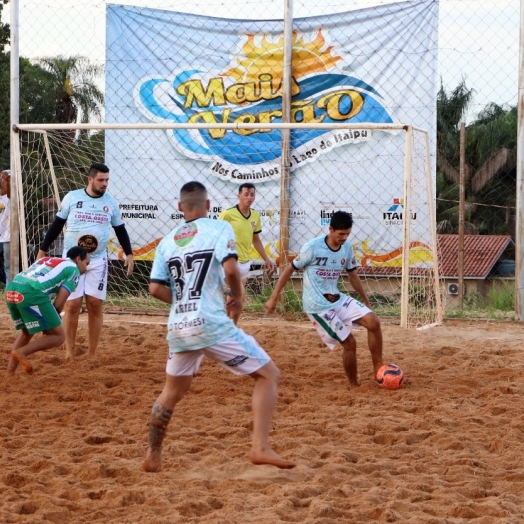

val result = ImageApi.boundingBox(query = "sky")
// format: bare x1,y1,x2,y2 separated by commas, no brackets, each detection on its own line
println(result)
2,0,520,120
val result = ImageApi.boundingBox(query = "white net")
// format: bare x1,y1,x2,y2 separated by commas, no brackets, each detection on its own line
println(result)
15,123,443,327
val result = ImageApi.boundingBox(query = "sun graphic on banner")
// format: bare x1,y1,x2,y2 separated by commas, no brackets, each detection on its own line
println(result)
222,29,343,84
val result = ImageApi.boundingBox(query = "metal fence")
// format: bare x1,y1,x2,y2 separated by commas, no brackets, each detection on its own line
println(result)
2,0,522,318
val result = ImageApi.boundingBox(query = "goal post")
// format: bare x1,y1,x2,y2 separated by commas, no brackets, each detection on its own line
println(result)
14,122,443,328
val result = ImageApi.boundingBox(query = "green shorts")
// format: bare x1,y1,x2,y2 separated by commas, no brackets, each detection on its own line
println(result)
5,282,62,334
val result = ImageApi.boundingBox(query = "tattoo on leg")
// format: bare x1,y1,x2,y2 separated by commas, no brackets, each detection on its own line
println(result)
148,402,174,453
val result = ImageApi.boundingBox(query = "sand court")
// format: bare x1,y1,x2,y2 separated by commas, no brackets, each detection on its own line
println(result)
1,304,524,523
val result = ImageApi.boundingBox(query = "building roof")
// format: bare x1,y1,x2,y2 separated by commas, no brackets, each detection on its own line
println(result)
354,235,514,279
437,234,514,279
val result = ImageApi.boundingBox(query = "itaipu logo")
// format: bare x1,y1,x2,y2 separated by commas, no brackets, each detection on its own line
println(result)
135,30,394,182
383,198,417,225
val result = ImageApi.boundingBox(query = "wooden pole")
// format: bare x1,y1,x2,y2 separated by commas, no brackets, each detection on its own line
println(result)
458,122,466,309
10,0,21,278
400,126,413,329
516,0,524,320
278,0,293,307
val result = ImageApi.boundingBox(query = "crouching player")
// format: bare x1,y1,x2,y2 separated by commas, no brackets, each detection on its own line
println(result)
142,181,295,472
6,246,90,374
265,211,385,388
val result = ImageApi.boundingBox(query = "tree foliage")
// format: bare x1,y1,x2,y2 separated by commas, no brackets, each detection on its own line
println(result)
436,80,517,235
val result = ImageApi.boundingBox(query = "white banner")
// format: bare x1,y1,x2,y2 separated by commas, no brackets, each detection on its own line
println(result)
106,0,438,265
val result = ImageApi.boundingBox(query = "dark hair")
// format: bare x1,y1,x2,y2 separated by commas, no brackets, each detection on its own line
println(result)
89,162,109,178
330,211,353,230
181,181,207,195
66,246,89,261
238,183,255,194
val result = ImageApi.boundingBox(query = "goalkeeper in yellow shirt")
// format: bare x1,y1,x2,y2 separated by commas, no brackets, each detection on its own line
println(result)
219,183,275,324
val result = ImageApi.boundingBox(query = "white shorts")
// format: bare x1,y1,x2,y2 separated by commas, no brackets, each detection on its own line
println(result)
68,256,108,301
165,329,270,377
307,296,372,350
238,261,251,281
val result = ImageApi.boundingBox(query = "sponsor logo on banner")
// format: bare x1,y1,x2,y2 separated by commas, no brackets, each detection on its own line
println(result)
320,208,371,226
174,222,198,247
382,198,417,225
135,30,394,182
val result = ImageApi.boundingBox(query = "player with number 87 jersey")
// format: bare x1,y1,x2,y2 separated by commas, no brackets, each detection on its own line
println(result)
150,216,239,353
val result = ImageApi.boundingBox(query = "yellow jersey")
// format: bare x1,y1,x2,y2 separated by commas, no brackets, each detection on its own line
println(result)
218,206,262,263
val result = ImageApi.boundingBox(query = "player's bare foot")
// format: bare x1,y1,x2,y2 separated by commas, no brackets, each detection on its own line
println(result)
87,351,97,361
6,355,19,375
10,351,33,374
250,448,295,469
74,347,87,357
141,451,162,472
350,379,361,388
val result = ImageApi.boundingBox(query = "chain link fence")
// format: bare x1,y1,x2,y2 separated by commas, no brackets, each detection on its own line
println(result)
1,0,520,318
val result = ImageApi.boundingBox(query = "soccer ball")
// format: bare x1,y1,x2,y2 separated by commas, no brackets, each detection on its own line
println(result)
376,363,404,390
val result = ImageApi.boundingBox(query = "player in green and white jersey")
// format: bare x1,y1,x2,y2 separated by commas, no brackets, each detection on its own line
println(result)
265,211,385,388
142,181,294,473
6,246,90,375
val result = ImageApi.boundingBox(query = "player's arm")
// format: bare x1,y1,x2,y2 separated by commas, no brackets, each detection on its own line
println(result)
149,281,172,305
252,233,275,276
113,224,134,276
37,216,67,258
53,286,72,314
347,268,371,308
223,256,243,316
265,263,295,314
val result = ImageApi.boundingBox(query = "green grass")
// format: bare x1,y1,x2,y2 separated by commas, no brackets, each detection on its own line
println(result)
245,283,303,315
445,281,515,319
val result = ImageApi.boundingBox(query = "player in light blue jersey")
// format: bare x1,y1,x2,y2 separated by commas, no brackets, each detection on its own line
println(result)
142,181,295,473
6,246,90,375
37,163,134,361
266,211,385,388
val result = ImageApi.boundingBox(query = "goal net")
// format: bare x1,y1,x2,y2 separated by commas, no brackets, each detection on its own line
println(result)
14,123,443,328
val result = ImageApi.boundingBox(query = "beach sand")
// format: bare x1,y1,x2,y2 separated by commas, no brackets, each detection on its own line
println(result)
1,305,524,523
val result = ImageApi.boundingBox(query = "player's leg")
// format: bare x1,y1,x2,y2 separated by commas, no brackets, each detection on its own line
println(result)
353,311,384,375
249,361,295,468
63,297,83,360
78,256,108,359
227,262,250,324
85,295,103,359
206,330,295,468
142,351,200,473
6,329,32,374
10,325,65,374
308,310,361,387
6,296,29,373
341,333,359,386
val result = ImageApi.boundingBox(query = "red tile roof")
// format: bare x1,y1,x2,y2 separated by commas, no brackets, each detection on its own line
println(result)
437,235,514,278
354,235,514,279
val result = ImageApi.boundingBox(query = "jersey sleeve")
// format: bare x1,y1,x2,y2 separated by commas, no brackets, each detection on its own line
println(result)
61,267,81,294
215,222,238,264
56,192,72,220
292,240,315,271
218,209,230,222
110,196,125,227
253,211,262,234
344,244,358,271
150,238,171,284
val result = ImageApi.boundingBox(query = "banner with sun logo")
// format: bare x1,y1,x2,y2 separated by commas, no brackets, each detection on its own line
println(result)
105,0,438,265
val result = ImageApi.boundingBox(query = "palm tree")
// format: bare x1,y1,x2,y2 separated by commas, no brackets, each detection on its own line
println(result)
436,80,475,232
37,56,104,124
436,82,517,235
